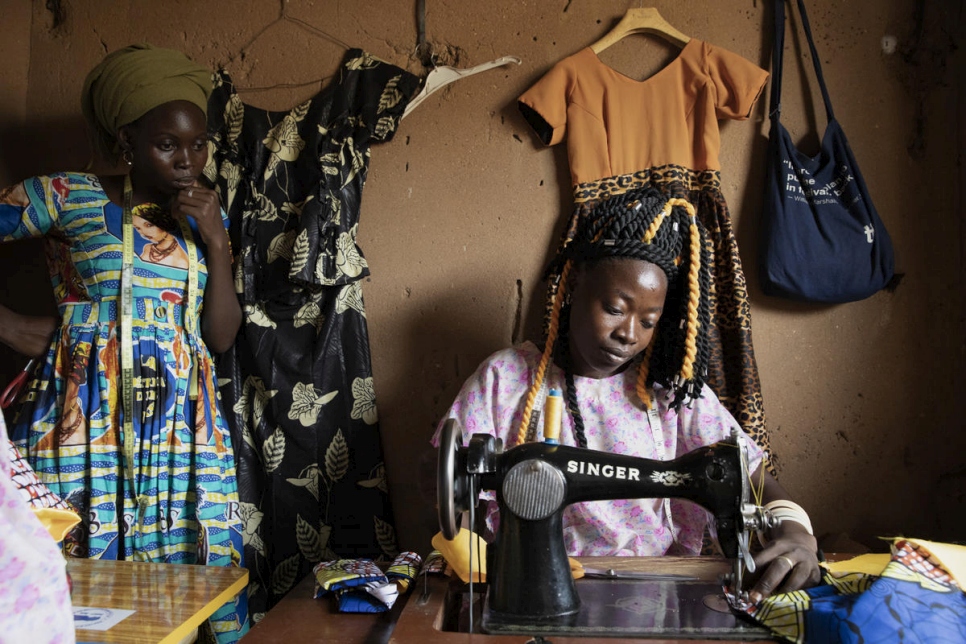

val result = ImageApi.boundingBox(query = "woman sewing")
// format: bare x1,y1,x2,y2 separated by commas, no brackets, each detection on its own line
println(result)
437,188,821,602
0,44,247,642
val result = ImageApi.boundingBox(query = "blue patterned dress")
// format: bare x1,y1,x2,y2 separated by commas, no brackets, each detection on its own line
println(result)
0,172,247,642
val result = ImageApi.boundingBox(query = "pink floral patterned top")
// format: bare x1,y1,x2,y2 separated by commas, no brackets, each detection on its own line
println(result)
0,413,75,643
435,342,764,556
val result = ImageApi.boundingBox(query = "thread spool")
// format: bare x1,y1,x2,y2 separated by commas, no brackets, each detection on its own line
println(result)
543,388,562,444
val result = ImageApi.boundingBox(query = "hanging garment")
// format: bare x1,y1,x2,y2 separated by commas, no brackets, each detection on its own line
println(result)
518,41,773,462
0,174,248,643
206,49,420,618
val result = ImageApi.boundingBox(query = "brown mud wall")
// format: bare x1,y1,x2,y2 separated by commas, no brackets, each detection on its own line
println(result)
1,0,963,554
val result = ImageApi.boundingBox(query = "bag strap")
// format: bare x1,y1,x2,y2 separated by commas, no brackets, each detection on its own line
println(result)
770,0,835,123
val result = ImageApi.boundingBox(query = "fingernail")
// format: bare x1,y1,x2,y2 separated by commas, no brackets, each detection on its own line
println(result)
748,591,762,604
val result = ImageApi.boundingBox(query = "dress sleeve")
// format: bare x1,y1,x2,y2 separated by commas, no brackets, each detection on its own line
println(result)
517,57,576,146
431,346,534,540
704,43,769,120
674,384,764,474
343,50,422,143
431,345,536,448
0,176,63,241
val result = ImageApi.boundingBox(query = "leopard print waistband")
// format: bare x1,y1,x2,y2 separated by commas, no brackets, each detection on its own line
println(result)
573,166,722,204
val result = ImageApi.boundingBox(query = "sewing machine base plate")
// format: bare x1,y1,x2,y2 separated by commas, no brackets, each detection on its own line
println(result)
477,578,771,640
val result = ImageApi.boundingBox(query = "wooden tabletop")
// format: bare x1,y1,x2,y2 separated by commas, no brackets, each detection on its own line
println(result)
68,558,249,644
241,556,785,643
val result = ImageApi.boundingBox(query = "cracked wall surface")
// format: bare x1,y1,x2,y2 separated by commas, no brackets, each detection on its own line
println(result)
1,0,963,554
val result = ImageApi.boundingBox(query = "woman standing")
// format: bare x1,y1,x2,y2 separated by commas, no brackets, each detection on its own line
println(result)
0,44,247,642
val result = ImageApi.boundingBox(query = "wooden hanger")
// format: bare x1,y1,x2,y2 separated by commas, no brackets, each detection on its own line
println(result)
402,55,522,119
590,7,690,53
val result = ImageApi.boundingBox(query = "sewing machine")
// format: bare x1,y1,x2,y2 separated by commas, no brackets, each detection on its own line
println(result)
437,419,775,637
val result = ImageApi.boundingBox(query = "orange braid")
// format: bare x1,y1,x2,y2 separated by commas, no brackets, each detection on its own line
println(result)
643,201,673,244
635,339,655,411
514,260,572,446
672,197,701,382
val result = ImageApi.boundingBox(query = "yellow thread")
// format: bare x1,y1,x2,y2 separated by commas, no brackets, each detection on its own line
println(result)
543,389,563,442
515,260,572,446
748,456,767,506
757,456,767,504
734,440,768,506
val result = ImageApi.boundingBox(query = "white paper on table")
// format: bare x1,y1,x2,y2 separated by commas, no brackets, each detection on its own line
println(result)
73,606,136,631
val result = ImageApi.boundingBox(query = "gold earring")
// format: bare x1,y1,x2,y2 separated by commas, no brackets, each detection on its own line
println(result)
121,149,133,166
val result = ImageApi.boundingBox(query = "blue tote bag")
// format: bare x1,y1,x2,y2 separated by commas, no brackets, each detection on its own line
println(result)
760,0,894,303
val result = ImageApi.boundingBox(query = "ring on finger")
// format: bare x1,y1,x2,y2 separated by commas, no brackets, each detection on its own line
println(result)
775,555,795,569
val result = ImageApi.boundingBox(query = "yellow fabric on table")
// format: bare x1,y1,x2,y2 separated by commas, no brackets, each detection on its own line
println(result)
823,538,966,588
32,507,81,543
431,529,585,582
822,553,891,577
908,538,966,587
432,528,487,583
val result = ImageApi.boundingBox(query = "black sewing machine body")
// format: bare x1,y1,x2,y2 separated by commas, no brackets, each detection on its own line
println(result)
437,419,765,631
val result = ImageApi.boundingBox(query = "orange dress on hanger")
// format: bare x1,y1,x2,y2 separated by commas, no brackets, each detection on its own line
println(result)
519,40,772,460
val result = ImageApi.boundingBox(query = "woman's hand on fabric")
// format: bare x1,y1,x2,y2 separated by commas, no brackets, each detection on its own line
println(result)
172,180,227,250
747,522,821,603
0,305,57,358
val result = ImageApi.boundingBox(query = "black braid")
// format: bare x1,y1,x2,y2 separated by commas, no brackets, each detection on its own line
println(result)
564,370,588,448
554,304,589,448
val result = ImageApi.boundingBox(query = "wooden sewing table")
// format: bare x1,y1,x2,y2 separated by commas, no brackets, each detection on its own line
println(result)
68,558,248,644
241,556,804,643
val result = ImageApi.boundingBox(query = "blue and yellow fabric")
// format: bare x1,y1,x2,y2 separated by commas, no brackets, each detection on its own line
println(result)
312,552,422,613
729,538,966,643
2,173,248,643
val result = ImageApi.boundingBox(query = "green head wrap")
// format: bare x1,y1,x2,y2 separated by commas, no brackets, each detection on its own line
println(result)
81,43,212,163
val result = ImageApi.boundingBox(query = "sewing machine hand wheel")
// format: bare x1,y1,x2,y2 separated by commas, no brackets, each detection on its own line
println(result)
437,418,474,540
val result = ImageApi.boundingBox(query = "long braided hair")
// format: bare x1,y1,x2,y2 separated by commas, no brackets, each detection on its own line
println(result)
513,188,713,447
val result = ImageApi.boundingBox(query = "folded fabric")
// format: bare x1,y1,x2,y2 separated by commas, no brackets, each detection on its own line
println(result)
33,507,82,542
420,550,448,576
726,537,966,643
386,550,421,591
312,552,422,613
431,528,487,583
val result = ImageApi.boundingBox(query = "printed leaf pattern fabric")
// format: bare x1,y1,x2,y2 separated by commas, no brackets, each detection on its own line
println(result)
207,49,420,619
